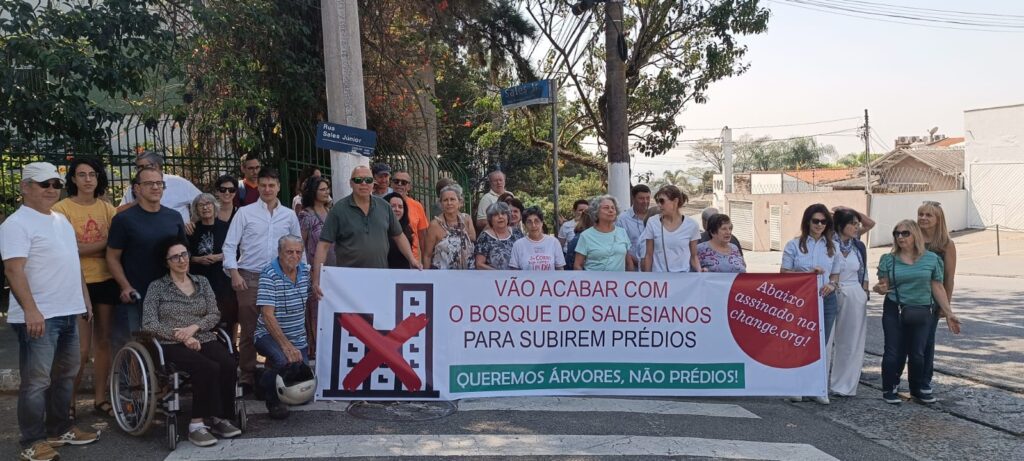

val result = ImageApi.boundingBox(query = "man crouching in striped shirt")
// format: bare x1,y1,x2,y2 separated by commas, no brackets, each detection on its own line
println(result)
254,235,311,419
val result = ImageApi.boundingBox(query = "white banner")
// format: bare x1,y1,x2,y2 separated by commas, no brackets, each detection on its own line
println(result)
315,268,825,401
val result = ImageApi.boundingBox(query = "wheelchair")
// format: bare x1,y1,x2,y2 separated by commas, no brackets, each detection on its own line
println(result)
108,327,247,450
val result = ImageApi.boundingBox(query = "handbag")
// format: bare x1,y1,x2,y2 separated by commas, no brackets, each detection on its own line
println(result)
891,262,934,326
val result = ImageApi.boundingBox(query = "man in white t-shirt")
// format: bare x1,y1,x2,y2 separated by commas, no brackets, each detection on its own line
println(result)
1,162,99,461
117,151,200,222
558,199,590,253
476,170,510,231
510,207,565,271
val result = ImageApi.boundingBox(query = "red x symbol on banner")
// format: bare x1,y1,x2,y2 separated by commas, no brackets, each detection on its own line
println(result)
338,313,429,392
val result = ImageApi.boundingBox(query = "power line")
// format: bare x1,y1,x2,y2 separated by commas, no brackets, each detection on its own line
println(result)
772,0,1024,33
782,0,1024,28
684,116,861,131
824,0,1024,21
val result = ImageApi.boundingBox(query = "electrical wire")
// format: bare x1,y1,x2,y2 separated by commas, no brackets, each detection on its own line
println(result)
772,0,1024,33
785,0,1024,28
684,116,862,131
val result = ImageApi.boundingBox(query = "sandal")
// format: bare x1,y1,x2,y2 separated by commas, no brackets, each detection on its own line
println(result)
94,401,114,417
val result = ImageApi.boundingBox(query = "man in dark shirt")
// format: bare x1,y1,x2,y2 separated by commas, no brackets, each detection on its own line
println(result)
106,167,188,352
698,207,743,256
311,165,421,298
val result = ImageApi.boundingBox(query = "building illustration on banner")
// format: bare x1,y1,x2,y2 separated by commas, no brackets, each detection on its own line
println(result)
322,283,439,399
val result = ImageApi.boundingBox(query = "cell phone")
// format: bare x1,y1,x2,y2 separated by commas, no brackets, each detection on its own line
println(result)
130,291,142,303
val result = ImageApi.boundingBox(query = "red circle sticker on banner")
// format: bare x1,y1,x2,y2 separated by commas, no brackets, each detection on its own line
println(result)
727,273,821,369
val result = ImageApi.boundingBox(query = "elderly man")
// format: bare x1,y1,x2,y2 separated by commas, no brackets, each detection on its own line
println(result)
117,151,201,222
698,207,743,256
236,154,262,207
616,184,651,271
371,163,392,197
390,169,429,260
475,170,510,230
222,167,302,392
312,166,421,296
2,162,98,461
254,235,310,420
107,167,188,353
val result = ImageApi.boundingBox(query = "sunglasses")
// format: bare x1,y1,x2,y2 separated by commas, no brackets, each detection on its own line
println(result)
391,179,410,186
893,230,912,238
166,250,190,263
810,218,828,225
656,198,670,204
351,176,374,184
217,186,237,193
35,180,64,189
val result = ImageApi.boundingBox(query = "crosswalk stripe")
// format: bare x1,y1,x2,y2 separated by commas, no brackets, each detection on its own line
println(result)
243,397,759,419
458,396,760,418
164,434,838,460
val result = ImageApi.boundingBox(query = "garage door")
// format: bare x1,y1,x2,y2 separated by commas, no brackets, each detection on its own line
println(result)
729,200,754,250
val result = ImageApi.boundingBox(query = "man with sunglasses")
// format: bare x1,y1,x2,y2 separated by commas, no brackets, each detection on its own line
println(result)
117,151,200,223
222,167,302,392
312,166,422,298
390,170,429,261
2,162,99,461
106,167,189,355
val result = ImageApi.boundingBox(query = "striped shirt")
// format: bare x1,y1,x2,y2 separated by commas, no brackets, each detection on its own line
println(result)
254,259,310,349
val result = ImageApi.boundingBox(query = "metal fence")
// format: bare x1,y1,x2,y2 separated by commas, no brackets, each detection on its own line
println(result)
2,115,471,219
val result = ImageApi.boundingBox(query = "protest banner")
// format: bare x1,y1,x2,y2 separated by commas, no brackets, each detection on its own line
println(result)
315,268,825,401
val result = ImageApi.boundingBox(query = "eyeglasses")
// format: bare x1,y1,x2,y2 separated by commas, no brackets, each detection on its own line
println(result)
810,218,828,225
391,179,410,186
35,180,64,189
166,250,190,263
351,176,374,184
217,186,237,193
656,198,669,204
139,181,166,189
893,230,912,238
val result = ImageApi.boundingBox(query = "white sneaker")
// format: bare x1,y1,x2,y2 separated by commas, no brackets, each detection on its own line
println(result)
786,396,805,402
812,395,830,405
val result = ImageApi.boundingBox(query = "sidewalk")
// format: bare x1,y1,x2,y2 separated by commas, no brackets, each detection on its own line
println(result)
1,230,1021,392
743,228,1024,277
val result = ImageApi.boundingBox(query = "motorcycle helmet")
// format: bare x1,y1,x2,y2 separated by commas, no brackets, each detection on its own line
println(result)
276,363,317,405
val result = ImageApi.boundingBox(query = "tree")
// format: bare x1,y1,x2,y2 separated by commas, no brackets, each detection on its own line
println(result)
687,139,724,172
734,135,836,171
524,1,770,158
834,152,882,168
0,0,173,152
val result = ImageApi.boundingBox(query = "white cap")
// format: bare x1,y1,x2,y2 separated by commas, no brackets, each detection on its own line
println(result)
22,162,64,184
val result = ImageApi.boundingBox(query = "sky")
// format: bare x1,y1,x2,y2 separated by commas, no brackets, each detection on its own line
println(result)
615,0,1024,178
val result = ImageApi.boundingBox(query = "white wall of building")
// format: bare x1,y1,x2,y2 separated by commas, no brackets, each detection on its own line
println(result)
867,190,969,247
964,104,1024,231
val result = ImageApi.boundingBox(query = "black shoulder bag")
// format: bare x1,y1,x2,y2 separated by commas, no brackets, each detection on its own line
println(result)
891,261,935,326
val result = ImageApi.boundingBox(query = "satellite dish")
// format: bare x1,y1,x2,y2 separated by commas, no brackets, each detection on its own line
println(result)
928,126,939,135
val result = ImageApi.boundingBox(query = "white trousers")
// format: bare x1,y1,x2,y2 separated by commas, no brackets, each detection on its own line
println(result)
830,282,868,395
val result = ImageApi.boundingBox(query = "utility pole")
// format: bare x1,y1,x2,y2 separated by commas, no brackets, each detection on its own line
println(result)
321,0,368,199
605,0,630,207
863,108,872,247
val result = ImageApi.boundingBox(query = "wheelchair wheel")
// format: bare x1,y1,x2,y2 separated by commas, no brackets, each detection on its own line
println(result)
166,414,178,451
109,341,158,436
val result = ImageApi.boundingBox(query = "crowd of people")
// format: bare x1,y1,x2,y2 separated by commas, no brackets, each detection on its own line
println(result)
0,155,961,460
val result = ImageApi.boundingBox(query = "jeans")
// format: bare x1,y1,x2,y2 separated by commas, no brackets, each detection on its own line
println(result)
11,315,80,447
881,297,935,393
822,292,839,344
254,334,308,405
923,312,940,387
111,302,143,354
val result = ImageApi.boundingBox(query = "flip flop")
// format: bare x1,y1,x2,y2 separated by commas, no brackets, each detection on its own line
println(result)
94,401,114,417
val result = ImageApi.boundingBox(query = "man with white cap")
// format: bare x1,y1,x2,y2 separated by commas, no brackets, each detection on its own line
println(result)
1,162,99,461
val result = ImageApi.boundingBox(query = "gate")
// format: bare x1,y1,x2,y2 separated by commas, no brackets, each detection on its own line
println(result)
769,205,783,251
729,200,754,250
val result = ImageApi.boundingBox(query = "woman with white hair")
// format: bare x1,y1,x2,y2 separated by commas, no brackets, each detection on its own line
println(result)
574,195,634,271
424,184,476,269
475,202,517,270
188,193,235,338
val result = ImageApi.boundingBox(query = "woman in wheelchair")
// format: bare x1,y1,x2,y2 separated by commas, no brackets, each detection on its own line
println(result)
142,237,242,447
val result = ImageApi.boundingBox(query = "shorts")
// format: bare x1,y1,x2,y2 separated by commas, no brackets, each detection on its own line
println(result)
87,279,120,306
